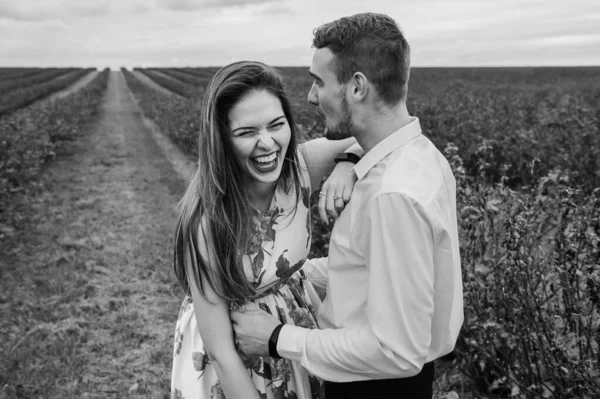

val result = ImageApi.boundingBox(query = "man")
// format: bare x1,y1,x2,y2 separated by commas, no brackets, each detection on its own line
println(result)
231,12,463,399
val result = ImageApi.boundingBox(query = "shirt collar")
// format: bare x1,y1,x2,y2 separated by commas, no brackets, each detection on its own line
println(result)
354,117,422,180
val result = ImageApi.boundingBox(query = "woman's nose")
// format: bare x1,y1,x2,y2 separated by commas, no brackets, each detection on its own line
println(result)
256,131,275,148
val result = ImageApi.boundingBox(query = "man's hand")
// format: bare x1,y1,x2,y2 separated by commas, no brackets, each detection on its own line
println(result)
230,308,282,357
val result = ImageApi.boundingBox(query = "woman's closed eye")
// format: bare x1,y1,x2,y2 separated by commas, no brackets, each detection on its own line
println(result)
237,130,255,137
269,122,285,131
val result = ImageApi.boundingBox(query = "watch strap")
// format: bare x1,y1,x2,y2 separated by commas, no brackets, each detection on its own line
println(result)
268,324,284,359
334,152,361,164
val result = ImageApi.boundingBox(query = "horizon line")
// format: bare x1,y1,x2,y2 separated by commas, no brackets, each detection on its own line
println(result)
2,64,600,70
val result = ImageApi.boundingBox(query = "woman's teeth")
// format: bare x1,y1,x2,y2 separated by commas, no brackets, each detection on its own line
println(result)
253,153,277,163
251,153,278,173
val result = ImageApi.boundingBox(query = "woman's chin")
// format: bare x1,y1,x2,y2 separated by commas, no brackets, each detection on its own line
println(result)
247,162,283,186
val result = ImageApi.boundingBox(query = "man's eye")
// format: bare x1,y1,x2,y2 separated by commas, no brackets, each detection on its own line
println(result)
270,123,284,130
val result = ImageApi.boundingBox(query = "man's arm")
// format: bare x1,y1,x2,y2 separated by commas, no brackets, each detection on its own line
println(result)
277,192,436,382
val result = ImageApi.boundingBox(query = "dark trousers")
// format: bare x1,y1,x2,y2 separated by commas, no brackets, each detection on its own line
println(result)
324,361,434,399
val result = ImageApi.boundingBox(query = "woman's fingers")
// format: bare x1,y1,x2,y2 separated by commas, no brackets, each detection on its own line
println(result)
333,193,345,213
320,183,352,223
326,190,339,220
318,189,341,223
342,184,353,203
318,191,329,224
319,178,354,222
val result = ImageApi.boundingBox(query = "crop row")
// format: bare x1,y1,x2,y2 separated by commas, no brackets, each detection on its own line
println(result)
0,68,48,83
253,66,600,192
149,68,207,87
0,69,109,208
0,68,77,95
124,66,599,397
0,68,96,117
123,68,200,154
133,68,200,99
407,68,600,191
125,65,600,191
175,67,221,79
283,66,600,191
133,67,318,132
448,147,599,398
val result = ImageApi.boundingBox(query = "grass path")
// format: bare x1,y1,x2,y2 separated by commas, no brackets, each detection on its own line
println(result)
1,71,186,399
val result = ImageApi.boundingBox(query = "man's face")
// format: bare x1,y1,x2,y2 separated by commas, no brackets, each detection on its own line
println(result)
307,48,354,140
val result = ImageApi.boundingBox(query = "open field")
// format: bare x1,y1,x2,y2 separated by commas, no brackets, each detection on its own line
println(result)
123,65,600,398
1,71,184,399
0,68,98,117
1,66,599,398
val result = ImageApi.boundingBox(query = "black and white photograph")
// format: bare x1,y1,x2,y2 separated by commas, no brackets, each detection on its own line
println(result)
1,1,599,398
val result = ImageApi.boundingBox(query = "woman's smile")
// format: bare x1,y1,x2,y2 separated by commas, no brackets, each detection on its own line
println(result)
250,152,279,173
228,89,292,189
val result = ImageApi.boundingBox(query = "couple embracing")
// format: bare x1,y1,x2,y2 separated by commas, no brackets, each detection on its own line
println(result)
170,12,463,399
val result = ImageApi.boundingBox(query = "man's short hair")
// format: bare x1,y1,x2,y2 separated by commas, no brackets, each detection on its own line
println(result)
312,12,411,106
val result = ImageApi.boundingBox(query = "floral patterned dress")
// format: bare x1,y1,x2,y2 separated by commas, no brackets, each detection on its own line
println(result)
171,156,323,399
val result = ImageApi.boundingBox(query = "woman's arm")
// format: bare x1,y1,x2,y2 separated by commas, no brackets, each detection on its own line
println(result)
185,221,260,399
300,138,364,222
299,137,360,194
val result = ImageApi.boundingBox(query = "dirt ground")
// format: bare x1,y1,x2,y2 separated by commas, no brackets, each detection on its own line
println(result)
0,71,188,398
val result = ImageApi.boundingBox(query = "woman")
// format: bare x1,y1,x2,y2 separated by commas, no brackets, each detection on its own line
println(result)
171,61,360,399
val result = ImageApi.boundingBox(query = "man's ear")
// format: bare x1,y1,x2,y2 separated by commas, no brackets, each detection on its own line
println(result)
350,72,368,101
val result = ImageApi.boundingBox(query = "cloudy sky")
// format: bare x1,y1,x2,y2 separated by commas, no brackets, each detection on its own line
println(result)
1,0,599,69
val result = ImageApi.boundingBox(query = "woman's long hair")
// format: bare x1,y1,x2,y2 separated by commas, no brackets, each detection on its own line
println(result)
173,61,302,305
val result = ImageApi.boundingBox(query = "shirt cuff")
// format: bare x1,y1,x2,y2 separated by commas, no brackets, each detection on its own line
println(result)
276,324,307,363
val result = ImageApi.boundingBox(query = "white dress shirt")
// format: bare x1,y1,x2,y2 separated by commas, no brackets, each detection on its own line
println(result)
277,117,464,382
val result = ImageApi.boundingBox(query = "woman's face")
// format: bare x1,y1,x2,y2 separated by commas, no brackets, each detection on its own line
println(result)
228,89,291,191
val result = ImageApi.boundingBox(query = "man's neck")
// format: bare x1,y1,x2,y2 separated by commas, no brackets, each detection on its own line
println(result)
353,102,412,153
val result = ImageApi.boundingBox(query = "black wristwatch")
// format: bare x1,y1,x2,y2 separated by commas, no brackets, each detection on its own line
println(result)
268,324,284,359
334,152,361,164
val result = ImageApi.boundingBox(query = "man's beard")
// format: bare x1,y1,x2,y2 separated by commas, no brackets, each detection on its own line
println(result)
325,95,353,140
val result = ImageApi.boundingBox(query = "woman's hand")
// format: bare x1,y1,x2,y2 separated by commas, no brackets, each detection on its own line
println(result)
318,161,358,224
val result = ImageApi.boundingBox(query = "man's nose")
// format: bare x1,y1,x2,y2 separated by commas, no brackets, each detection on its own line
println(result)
307,82,318,106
